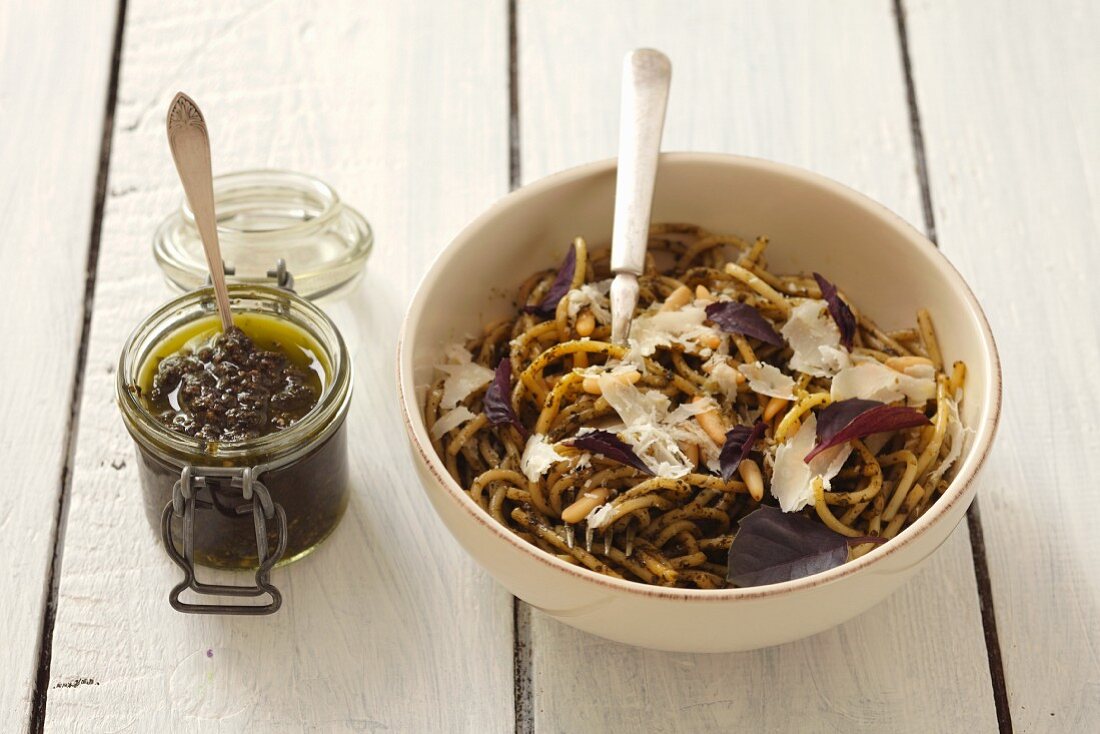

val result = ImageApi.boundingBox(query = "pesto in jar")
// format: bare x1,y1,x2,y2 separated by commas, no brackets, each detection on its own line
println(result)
137,313,329,443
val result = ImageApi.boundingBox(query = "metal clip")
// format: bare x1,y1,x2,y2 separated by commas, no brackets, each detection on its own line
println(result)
203,261,236,286
202,259,294,293
161,465,287,615
267,258,295,291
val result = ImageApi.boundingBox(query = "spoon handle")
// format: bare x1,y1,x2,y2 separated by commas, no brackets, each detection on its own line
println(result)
166,92,233,333
610,49,671,278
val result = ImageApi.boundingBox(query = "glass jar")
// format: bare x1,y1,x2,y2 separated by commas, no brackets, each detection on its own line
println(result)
154,170,372,299
117,282,352,614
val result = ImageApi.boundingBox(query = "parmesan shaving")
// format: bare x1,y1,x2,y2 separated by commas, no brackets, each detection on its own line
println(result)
770,413,853,512
625,304,721,361
442,343,472,363
738,361,797,399
430,406,476,439
520,433,564,483
904,363,936,381
596,372,699,477
710,361,742,398
586,502,617,529
781,299,851,377
565,280,612,324
666,397,723,471
928,394,970,486
831,361,936,406
436,345,494,409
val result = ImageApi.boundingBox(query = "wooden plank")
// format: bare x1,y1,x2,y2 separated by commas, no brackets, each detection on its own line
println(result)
907,1,1100,729
44,1,513,731
0,0,116,726
518,2,998,731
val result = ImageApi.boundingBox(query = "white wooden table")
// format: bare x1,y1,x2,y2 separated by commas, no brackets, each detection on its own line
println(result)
2,1,1096,731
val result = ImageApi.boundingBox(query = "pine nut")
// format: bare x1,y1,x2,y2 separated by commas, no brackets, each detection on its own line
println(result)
561,487,610,524
692,396,728,444
582,368,640,394
700,333,721,350
575,310,596,337
678,440,700,466
763,396,788,422
659,285,693,311
738,458,764,501
695,284,712,301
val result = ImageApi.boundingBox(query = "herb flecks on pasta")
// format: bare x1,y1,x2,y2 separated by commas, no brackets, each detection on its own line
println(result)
424,224,968,589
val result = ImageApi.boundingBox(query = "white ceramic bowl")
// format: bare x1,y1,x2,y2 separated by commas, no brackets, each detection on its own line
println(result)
398,153,1000,652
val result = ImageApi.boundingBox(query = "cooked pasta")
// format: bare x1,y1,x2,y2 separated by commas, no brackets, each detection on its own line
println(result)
424,224,967,588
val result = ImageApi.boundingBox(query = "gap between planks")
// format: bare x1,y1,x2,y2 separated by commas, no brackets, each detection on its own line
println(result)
892,1,1011,731
28,1,129,731
507,2,534,734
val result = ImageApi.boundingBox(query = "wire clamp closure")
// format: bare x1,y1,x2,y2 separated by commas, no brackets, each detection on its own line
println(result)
161,465,287,615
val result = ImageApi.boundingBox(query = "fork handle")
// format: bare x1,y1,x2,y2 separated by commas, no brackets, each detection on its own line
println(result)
610,49,671,276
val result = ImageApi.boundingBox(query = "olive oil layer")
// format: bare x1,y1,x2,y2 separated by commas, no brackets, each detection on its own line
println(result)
138,313,330,444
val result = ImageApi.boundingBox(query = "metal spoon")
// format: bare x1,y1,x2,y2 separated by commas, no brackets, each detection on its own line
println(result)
166,92,234,333
609,49,672,345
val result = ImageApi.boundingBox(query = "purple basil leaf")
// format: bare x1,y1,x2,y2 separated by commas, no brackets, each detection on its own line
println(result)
813,272,856,350
805,398,930,462
523,244,577,317
727,506,849,587
567,430,653,475
484,359,526,435
815,398,883,441
719,421,766,481
704,301,783,346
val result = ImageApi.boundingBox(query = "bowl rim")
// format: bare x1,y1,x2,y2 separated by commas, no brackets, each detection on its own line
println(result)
397,151,1002,602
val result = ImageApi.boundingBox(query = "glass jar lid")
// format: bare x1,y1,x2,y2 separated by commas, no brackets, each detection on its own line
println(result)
154,169,372,299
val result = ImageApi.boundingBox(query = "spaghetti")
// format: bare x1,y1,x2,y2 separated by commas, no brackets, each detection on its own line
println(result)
424,224,967,588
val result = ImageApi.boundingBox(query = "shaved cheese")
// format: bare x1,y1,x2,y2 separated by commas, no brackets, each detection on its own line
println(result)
596,372,700,477
625,305,720,360
831,361,936,406
586,502,617,529
673,419,723,473
770,413,853,512
430,406,476,439
442,343,473,363
818,345,850,372
666,396,712,422
929,394,971,486
597,374,690,477
436,345,494,409
597,371,672,424
710,361,742,398
738,361,797,399
520,433,564,482
579,374,728,477
665,397,723,471
565,280,612,324
781,300,851,377
904,363,936,381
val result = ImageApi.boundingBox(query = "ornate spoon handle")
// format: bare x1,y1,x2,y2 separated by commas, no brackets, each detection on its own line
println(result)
166,92,233,332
